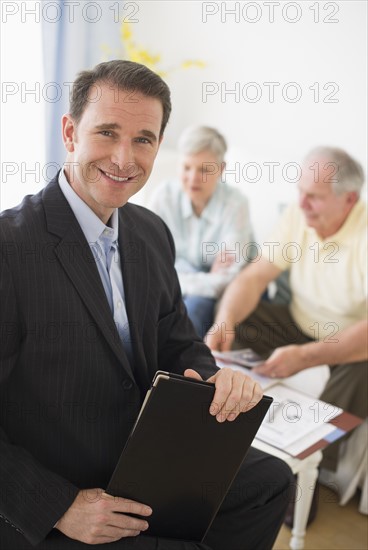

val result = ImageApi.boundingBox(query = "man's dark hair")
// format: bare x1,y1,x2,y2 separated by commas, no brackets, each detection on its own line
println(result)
70,60,171,136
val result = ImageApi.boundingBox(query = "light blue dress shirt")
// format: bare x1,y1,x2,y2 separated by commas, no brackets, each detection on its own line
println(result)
58,169,133,363
150,180,253,298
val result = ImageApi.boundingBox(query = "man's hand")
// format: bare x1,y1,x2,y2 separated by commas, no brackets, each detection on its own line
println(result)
55,489,152,545
210,253,235,273
185,368,263,422
254,345,308,378
204,321,235,352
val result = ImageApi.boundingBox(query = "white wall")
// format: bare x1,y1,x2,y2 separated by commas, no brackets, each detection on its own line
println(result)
0,0,124,212
130,0,367,240
0,9,45,211
1,1,366,241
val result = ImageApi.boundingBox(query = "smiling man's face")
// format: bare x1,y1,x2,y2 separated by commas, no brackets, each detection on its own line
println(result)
62,83,163,223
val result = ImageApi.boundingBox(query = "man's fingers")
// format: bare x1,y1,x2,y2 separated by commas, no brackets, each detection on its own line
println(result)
254,355,275,375
56,489,152,545
254,364,271,375
204,322,235,352
204,326,220,350
107,514,149,533
209,368,233,419
102,494,152,517
211,368,247,421
220,372,260,420
217,370,247,421
242,381,263,412
88,526,142,543
209,369,264,421
100,496,151,534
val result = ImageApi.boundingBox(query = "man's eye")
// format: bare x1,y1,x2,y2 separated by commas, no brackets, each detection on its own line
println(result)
136,137,150,144
100,130,113,137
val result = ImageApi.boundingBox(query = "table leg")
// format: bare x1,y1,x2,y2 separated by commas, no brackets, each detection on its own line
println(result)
290,451,322,550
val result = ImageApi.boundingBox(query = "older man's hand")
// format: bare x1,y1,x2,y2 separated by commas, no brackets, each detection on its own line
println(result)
184,368,263,422
204,321,235,352
254,345,308,378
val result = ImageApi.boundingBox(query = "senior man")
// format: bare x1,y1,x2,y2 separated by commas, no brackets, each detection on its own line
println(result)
206,146,367,473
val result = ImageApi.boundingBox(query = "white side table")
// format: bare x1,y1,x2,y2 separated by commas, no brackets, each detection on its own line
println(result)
252,439,322,550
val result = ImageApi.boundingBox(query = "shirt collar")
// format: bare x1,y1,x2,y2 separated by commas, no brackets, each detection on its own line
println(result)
58,168,119,244
180,181,222,221
305,200,365,244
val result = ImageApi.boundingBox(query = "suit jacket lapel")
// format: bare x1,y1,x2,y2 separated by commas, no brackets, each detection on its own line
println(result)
42,178,135,381
118,206,149,371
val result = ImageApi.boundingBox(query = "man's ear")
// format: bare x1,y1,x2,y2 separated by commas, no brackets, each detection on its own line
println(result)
220,161,226,176
62,114,77,152
346,191,358,206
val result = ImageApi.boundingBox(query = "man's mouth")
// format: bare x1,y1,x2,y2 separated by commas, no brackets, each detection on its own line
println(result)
100,169,136,182
104,172,129,182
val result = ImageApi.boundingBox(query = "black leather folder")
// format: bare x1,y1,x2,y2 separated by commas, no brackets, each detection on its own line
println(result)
106,371,273,541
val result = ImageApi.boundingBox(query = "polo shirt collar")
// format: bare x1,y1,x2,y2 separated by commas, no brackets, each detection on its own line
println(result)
306,200,364,244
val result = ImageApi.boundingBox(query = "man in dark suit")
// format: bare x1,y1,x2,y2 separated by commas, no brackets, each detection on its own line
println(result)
0,60,292,549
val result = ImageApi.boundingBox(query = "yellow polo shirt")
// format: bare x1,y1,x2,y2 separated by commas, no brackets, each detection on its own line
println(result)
262,200,367,341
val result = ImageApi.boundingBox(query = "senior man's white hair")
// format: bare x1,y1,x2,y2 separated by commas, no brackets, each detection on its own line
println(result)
305,146,364,196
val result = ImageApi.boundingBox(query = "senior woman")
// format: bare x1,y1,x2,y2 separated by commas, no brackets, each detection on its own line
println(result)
150,126,254,338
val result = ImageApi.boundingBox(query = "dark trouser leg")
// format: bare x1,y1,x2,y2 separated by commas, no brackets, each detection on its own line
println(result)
1,449,294,550
203,448,294,550
0,522,213,550
233,302,311,356
319,360,368,471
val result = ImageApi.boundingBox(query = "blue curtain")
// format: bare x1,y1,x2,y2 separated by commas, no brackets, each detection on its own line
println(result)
42,0,125,179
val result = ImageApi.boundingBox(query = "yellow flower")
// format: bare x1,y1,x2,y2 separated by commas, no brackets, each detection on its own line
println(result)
181,60,206,69
121,22,132,41
118,21,206,77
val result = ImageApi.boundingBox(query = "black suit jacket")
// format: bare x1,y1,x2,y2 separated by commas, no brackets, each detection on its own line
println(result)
0,177,217,547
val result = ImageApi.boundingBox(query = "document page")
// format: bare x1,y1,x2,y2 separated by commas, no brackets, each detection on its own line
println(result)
256,384,342,451
215,360,279,390
213,348,264,367
213,348,279,390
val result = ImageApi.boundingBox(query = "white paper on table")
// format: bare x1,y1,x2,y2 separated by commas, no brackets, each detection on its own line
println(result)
256,384,342,450
281,423,336,456
215,359,279,390
212,348,264,367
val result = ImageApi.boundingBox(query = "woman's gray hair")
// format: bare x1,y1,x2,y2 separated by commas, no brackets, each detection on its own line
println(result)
305,146,364,196
178,126,227,163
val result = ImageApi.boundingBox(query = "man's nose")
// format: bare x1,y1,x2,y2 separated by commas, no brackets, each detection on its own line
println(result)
110,144,134,173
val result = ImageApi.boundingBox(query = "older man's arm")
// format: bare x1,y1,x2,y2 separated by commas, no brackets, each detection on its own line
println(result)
256,319,368,378
205,258,283,351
